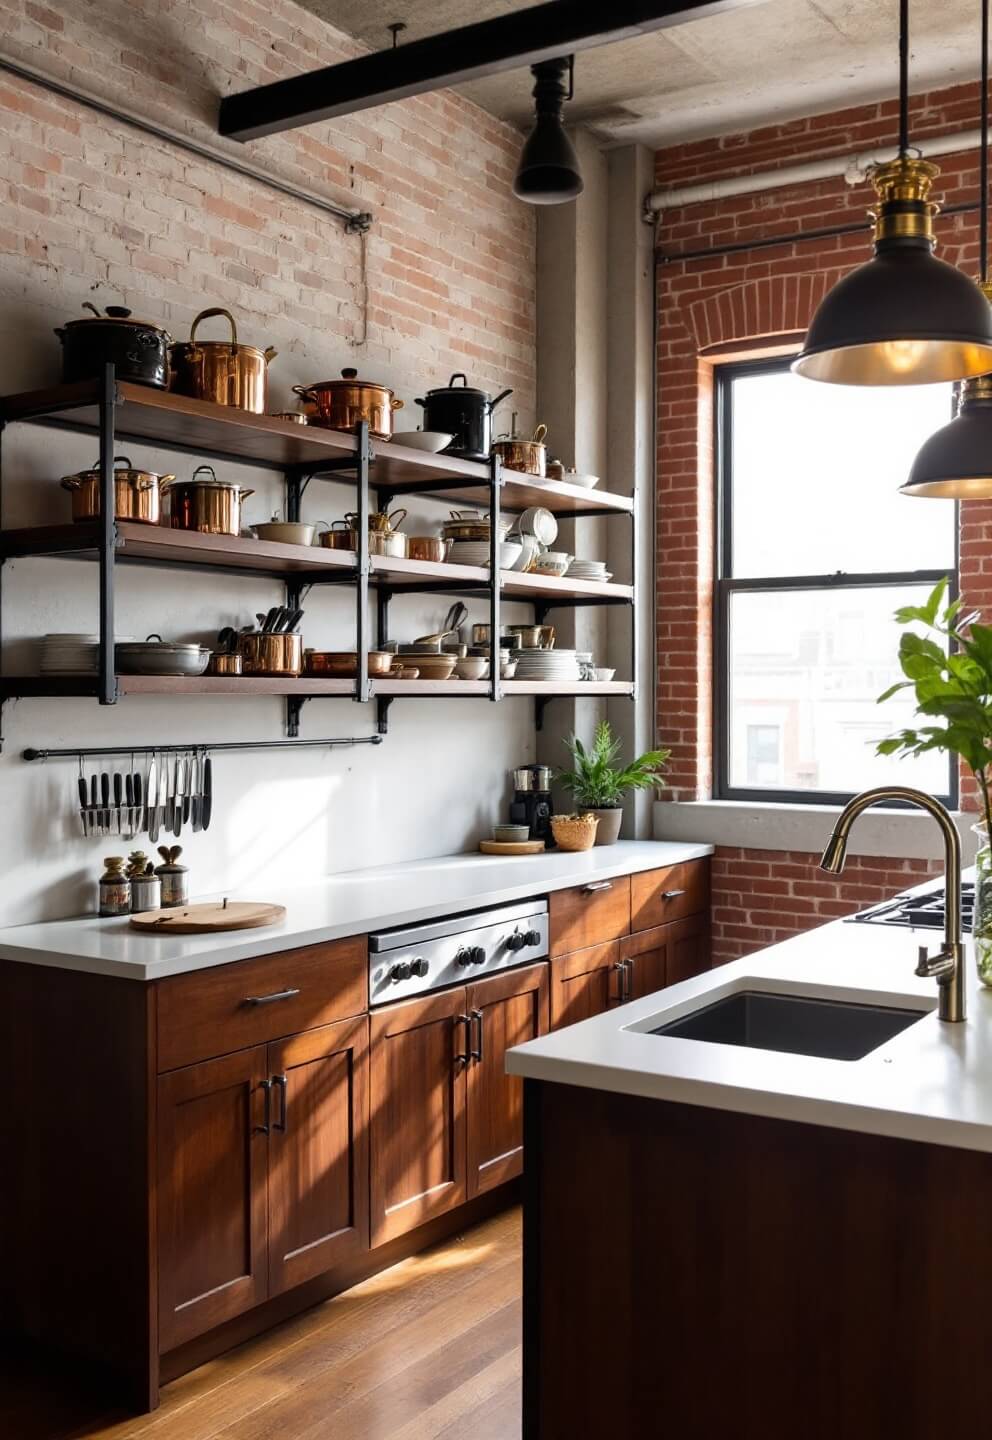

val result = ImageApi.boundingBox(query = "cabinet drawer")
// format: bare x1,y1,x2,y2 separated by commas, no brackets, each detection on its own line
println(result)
157,936,367,1072
551,941,621,1029
630,860,709,931
549,877,630,956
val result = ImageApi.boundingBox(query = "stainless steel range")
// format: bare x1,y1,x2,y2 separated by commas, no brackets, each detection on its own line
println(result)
846,881,974,932
368,898,549,1006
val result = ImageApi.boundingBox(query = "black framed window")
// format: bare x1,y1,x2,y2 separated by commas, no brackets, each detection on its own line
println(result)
714,356,958,806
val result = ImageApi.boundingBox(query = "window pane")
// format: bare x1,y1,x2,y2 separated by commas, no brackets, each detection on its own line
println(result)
726,585,950,796
730,369,955,578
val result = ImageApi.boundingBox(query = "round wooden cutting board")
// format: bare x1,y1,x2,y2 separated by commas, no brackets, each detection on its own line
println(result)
130,901,286,934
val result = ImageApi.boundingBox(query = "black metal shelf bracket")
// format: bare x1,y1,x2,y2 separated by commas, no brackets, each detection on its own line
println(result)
376,695,393,735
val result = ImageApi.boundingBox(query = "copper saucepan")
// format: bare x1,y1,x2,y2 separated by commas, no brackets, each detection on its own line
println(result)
169,307,277,414
492,423,548,478
61,455,174,525
238,632,303,676
304,650,394,678
166,465,255,537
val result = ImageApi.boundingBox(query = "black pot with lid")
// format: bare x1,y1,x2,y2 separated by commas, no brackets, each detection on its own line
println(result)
414,373,513,460
55,302,172,390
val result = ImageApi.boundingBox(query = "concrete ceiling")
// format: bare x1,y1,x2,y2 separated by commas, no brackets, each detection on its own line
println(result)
297,0,983,147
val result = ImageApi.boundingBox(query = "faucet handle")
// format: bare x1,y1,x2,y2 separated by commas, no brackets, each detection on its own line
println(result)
915,944,955,979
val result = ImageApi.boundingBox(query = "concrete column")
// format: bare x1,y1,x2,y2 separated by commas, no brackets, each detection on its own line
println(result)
535,137,656,835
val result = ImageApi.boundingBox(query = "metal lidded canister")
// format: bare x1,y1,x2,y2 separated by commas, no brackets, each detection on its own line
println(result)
156,845,189,908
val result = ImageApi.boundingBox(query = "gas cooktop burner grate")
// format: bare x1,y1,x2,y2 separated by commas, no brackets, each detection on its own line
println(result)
846,882,974,932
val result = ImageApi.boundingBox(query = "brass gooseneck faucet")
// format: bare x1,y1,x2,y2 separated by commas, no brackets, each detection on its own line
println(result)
820,786,965,1023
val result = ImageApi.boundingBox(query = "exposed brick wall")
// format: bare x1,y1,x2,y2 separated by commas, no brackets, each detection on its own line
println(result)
0,0,536,409
655,84,981,963
710,849,939,967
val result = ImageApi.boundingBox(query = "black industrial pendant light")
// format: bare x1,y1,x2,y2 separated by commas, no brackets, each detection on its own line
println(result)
793,0,992,385
903,0,992,495
513,56,583,206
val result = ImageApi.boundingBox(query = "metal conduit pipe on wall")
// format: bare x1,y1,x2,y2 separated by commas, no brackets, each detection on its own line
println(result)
642,126,984,222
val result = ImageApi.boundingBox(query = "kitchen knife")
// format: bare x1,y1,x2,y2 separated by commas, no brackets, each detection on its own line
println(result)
174,758,185,837
182,756,192,827
153,760,168,844
100,772,110,836
132,772,142,841
78,776,89,837
190,752,201,833
113,772,123,836
201,757,212,831
90,774,100,836
144,757,156,838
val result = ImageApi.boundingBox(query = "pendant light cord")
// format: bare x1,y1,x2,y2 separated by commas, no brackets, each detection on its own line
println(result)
899,0,910,156
982,0,989,282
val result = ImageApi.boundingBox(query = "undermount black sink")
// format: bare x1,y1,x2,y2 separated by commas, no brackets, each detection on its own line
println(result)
649,990,928,1062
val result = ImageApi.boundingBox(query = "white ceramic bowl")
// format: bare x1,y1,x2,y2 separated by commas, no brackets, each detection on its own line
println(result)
252,520,316,546
590,667,616,682
565,470,600,488
532,551,573,578
391,430,456,453
455,656,489,680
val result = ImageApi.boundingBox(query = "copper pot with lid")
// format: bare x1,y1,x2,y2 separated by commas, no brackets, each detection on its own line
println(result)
293,369,404,440
169,308,277,414
166,465,255,536
61,455,174,525
492,418,548,478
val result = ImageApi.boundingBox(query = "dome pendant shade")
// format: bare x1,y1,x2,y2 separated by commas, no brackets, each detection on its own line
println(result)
513,57,583,206
902,376,992,496
793,159,992,385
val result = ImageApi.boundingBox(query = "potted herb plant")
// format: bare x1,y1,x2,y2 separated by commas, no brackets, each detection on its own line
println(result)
556,721,671,846
877,576,992,983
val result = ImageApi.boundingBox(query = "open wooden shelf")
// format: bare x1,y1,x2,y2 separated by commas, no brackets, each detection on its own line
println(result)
1,523,633,603
0,380,634,515
0,674,634,700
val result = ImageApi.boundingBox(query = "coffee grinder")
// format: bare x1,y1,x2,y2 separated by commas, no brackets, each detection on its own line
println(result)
509,765,555,847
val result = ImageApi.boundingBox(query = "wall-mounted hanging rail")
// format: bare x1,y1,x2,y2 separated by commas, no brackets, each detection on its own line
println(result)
22,735,384,762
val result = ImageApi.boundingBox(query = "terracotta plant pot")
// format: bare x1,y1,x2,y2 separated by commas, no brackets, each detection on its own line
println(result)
590,807,623,846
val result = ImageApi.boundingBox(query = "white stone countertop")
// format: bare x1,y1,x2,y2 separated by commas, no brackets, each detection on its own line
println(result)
507,889,992,1154
0,840,712,981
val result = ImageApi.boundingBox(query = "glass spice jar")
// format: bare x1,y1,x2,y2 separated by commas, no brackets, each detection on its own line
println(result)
98,856,131,917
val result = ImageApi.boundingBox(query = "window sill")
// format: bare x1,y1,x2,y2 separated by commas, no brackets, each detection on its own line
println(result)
653,798,980,864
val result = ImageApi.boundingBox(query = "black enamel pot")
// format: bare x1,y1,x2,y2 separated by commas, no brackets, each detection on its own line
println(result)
55,303,172,389
414,373,513,460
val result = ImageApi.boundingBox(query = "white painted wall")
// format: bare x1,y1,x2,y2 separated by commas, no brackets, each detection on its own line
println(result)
0,330,536,927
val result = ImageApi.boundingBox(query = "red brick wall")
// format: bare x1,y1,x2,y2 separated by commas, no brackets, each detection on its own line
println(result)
654,85,982,961
0,0,536,409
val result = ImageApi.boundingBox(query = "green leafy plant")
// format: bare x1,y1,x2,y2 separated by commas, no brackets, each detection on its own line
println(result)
877,575,992,838
556,721,671,810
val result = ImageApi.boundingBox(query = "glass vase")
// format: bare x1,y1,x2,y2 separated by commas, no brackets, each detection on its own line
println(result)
974,827,992,987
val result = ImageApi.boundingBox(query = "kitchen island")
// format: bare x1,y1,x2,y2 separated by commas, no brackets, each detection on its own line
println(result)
508,902,992,1439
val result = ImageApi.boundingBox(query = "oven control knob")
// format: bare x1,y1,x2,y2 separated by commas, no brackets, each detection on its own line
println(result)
455,947,472,967
507,931,527,951
524,929,542,947
470,945,486,965
410,956,429,978
390,961,412,982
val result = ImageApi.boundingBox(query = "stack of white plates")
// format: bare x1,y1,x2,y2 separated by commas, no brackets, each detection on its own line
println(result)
40,633,135,674
512,647,581,682
566,559,612,582
40,633,99,675
448,539,522,569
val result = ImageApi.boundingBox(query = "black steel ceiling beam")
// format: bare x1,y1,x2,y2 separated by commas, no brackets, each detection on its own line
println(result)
219,0,761,142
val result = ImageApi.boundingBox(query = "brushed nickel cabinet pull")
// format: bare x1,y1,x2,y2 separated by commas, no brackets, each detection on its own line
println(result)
254,1078,272,1135
662,889,686,900
582,880,613,894
244,987,300,1006
273,1073,288,1132
469,1009,484,1062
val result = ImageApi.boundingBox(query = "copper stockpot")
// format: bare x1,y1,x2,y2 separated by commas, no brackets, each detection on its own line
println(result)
492,423,548,478
407,536,452,563
238,632,303,676
167,465,255,536
169,308,277,414
61,455,174,525
293,368,404,440
316,523,409,558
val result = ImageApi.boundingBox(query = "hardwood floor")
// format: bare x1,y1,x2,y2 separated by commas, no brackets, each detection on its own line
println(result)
0,1209,522,1440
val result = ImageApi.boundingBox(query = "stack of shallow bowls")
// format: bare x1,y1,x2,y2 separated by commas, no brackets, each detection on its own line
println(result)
512,648,581,682
566,559,612,582
448,538,522,569
395,652,457,680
